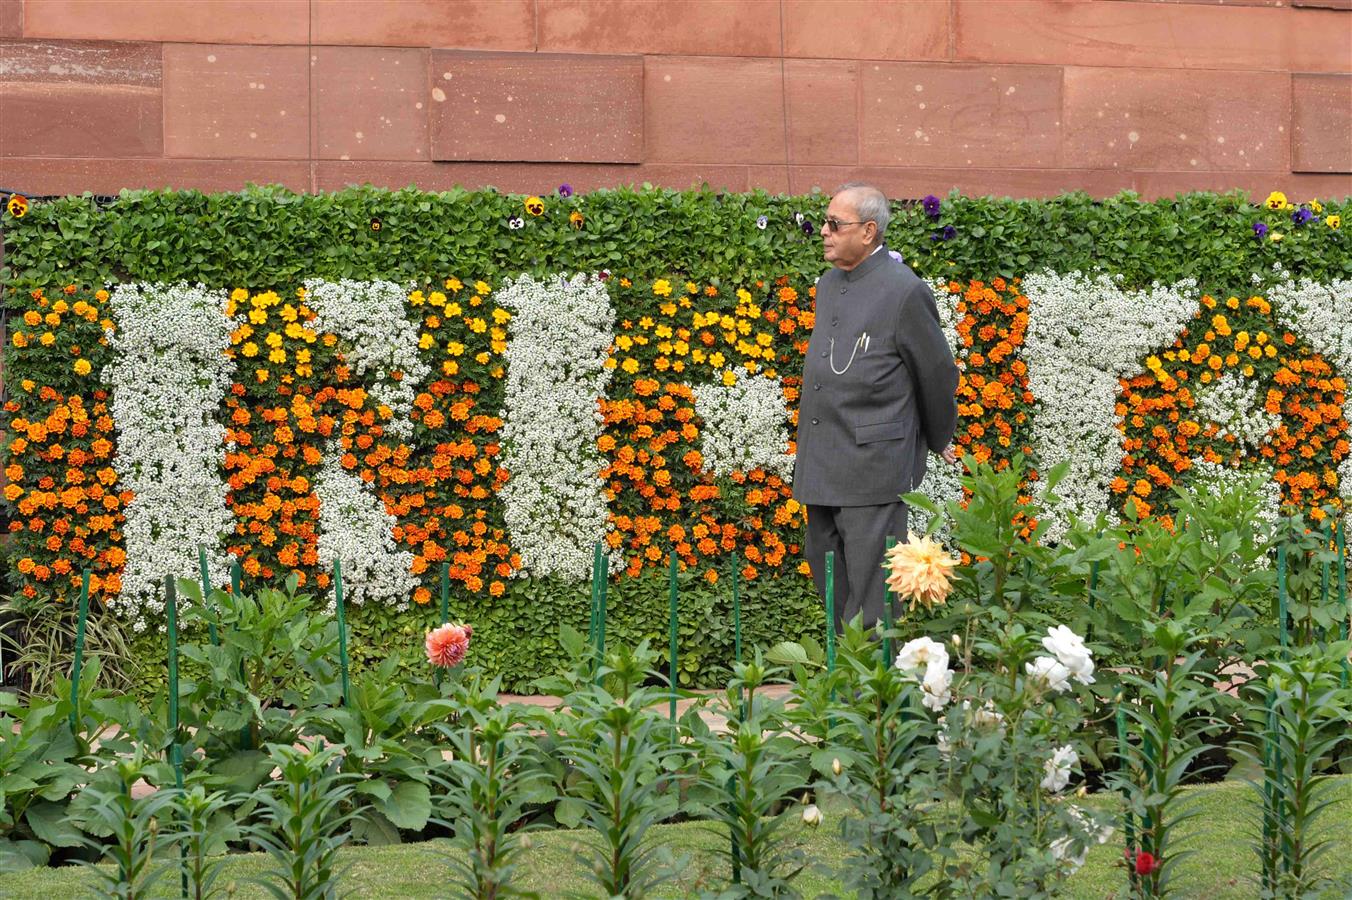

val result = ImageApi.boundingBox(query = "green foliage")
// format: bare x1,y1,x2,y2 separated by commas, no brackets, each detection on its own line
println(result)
1110,622,1224,898
243,741,357,900
4,188,1347,301
1238,651,1349,898
686,653,812,898
429,676,556,899
74,750,178,900
0,589,134,699
549,638,687,898
171,784,236,900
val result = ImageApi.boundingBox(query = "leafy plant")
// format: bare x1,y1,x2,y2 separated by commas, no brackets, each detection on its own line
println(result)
430,674,556,899
243,740,358,900
75,750,179,900
172,783,237,900
550,637,686,898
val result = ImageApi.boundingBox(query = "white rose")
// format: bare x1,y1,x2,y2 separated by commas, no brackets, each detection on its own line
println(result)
1052,806,1113,872
895,636,949,675
1026,656,1072,693
1042,625,1095,686
965,699,1005,729
1041,744,1079,792
920,663,953,711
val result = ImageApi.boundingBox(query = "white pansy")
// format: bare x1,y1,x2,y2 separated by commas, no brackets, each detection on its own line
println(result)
1192,372,1281,448
1042,624,1095,686
497,274,615,579
692,372,794,479
1022,272,1198,540
1026,655,1073,693
1041,744,1079,792
104,283,236,631
313,447,416,610
304,278,430,441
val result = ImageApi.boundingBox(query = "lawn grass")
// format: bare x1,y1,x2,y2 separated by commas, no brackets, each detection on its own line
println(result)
3,777,1349,898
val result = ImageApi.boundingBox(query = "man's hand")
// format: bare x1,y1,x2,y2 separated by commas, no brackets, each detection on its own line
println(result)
941,444,959,466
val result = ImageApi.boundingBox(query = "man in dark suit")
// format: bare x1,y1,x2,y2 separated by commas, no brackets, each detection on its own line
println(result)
793,183,959,633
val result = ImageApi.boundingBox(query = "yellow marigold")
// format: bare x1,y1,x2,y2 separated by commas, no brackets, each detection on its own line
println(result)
475,280,491,295
883,533,958,613
73,359,92,376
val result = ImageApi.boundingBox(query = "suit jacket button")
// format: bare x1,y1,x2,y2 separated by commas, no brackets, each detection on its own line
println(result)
840,287,848,294
813,383,821,391
811,418,819,425
820,351,827,357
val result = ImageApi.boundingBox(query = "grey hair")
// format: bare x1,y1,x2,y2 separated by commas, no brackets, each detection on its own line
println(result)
835,182,890,240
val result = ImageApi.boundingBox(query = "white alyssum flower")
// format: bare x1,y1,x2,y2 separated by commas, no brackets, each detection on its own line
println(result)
1042,624,1095,686
1191,372,1282,448
1026,655,1073,693
104,282,236,631
497,274,615,579
692,372,794,479
313,446,417,610
304,279,430,441
1021,272,1198,540
1188,458,1282,533
1041,744,1079,792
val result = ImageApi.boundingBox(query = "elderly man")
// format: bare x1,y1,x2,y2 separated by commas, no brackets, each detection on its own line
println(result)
793,183,959,633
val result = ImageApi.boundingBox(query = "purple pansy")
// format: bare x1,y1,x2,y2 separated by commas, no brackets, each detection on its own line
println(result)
1292,207,1314,226
1253,221,1269,239
922,194,942,219
558,184,573,198
801,219,815,236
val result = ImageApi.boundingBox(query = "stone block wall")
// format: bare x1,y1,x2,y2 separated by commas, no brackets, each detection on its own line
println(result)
0,0,1349,200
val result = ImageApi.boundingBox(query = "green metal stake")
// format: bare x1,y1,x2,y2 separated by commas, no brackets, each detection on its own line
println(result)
732,557,744,721
1320,521,1332,643
230,559,252,751
197,545,218,647
883,536,897,666
165,574,189,900
1277,540,1289,658
668,550,679,724
440,562,451,625
334,559,351,708
1116,701,1137,895
824,551,837,678
1337,519,1348,689
436,562,451,690
588,541,602,653
68,569,91,733
597,548,609,665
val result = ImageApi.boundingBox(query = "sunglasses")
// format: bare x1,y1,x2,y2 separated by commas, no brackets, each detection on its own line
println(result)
821,217,868,233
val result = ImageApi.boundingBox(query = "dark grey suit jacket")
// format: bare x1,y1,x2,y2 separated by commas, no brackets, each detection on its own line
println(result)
792,248,959,507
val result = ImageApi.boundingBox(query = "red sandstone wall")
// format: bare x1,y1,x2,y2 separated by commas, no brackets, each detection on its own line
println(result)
0,0,1349,201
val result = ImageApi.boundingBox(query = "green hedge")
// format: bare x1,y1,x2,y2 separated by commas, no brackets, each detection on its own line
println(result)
3,186,1347,298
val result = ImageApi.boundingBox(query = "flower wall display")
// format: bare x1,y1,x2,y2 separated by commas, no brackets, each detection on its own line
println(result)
1,188,1348,636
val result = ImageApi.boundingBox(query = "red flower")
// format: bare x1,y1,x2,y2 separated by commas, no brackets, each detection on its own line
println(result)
1126,848,1160,876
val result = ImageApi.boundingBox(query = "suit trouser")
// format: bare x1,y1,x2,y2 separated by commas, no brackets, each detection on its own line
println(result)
805,502,909,634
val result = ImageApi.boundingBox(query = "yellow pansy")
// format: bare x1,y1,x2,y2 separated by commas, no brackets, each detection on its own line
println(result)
1328,215,1341,230
1265,191,1287,211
